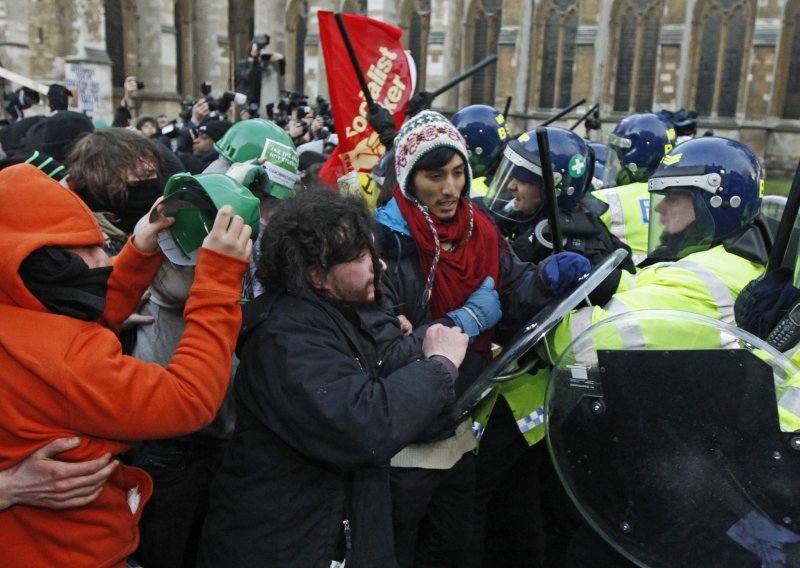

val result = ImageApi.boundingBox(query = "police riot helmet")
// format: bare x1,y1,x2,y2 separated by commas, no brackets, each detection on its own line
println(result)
587,141,607,187
604,113,676,188
451,105,510,178
214,118,299,198
158,172,261,265
646,137,764,261
484,127,594,224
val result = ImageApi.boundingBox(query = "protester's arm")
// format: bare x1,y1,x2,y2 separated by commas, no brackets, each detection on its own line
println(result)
239,304,466,469
0,438,117,511
118,76,140,119
63,207,251,440
99,204,173,332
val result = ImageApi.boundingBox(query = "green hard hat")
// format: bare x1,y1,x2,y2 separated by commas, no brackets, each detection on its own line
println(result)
213,119,299,199
160,172,260,263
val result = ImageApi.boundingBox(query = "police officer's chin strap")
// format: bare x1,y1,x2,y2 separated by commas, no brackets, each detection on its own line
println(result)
721,217,771,265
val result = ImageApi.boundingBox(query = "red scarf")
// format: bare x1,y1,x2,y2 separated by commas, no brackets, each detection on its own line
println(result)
394,187,501,351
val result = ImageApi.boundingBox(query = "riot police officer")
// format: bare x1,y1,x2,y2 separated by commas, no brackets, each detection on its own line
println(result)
547,136,771,566
451,104,511,198
588,112,677,265
468,127,633,566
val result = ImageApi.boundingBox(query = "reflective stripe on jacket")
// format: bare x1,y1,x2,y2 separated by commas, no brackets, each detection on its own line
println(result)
593,182,650,265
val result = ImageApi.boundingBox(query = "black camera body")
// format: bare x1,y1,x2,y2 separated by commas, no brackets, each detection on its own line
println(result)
277,90,308,114
199,82,245,115
179,99,193,122
252,34,270,51
4,87,40,120
160,120,180,138
136,80,145,90
314,95,336,137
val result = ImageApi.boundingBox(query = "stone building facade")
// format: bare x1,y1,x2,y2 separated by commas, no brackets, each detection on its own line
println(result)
0,0,799,175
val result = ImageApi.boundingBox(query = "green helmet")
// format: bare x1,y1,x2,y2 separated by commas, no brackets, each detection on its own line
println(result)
159,172,260,264
213,119,299,199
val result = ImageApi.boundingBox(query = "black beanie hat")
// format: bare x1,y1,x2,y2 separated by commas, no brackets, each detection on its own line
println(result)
41,111,94,161
198,119,232,142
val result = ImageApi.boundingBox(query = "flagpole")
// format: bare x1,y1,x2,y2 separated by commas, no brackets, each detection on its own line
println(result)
334,12,376,108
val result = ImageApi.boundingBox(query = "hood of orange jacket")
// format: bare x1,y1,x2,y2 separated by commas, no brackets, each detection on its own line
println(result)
0,164,104,312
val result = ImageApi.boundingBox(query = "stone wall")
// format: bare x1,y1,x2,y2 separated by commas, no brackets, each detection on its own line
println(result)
1,0,799,177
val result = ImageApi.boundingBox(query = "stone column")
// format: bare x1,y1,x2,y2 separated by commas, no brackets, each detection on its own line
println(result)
193,3,230,96
63,0,113,119
133,0,164,93
255,0,287,55
0,0,32,79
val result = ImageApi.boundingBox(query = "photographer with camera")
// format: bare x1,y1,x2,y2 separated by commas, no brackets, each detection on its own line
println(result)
112,76,144,128
235,34,285,114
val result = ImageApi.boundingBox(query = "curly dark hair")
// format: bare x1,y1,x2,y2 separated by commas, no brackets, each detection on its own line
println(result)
257,187,380,297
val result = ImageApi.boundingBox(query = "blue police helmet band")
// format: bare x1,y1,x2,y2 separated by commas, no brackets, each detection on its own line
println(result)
607,133,632,149
648,166,723,196
503,144,542,177
511,165,540,185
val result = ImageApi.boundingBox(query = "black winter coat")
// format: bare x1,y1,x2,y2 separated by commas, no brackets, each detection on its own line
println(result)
198,291,454,568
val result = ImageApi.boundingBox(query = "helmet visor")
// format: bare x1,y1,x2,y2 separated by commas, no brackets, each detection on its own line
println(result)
647,189,715,261
484,151,546,225
603,142,630,188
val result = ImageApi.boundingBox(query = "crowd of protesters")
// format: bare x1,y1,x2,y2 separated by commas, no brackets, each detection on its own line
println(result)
0,29,796,567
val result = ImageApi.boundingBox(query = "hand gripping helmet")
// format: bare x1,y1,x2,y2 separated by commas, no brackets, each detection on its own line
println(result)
604,113,676,188
450,105,510,178
213,119,299,198
157,172,261,265
646,136,764,262
485,126,595,224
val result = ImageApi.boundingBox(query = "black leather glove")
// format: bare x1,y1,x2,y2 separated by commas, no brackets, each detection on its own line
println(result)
367,103,396,149
405,91,435,117
735,268,800,339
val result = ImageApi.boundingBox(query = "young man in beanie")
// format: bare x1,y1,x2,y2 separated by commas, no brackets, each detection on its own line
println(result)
0,163,253,566
193,118,233,163
375,110,591,566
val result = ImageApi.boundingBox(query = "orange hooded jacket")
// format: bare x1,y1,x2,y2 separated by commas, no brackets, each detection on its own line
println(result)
0,164,248,566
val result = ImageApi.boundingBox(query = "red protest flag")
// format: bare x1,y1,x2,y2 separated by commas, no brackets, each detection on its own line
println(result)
317,11,415,189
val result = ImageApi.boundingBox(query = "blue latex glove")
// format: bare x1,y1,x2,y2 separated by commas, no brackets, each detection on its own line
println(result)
543,252,591,296
447,276,502,339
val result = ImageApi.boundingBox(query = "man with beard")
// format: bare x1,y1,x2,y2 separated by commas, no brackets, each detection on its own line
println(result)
198,189,470,567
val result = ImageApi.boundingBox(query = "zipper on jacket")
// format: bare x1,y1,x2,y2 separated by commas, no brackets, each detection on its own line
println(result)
343,519,353,553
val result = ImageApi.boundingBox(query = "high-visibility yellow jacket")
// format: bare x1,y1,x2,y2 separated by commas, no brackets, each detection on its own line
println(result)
592,182,651,265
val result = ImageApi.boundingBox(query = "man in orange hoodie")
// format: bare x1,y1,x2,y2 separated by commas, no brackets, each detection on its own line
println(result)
0,164,252,567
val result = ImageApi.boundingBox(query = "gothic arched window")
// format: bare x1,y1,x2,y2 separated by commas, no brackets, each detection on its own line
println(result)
286,0,308,94
610,0,661,113
692,0,752,118
400,0,430,91
537,0,578,109
467,0,502,105
782,0,800,119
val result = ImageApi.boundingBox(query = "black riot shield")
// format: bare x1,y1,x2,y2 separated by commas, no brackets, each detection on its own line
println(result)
547,310,800,568
452,248,628,422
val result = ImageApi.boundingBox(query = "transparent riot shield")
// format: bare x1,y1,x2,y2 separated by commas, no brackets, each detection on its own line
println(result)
760,195,800,277
452,248,629,422
547,310,800,567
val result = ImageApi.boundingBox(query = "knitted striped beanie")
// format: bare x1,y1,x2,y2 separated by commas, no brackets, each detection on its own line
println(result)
393,110,473,201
